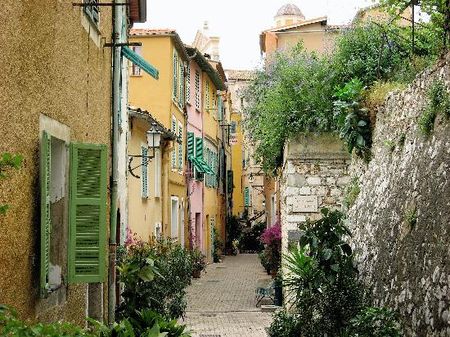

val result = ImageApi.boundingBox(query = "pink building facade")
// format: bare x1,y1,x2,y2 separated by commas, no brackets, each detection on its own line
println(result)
186,51,205,253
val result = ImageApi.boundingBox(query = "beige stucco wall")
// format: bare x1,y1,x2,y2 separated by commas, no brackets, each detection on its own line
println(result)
128,118,163,241
0,0,112,324
277,23,337,54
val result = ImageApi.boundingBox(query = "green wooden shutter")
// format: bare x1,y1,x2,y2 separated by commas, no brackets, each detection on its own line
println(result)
68,143,107,283
141,146,148,198
244,187,250,207
195,137,203,160
186,64,191,104
218,96,223,121
187,132,195,158
40,131,51,297
179,62,184,107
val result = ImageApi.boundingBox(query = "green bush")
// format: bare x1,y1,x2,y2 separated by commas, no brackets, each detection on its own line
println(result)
117,238,193,320
92,309,191,337
267,310,301,337
349,307,401,337
225,216,242,254
212,225,223,262
419,80,450,136
0,305,96,337
238,221,265,252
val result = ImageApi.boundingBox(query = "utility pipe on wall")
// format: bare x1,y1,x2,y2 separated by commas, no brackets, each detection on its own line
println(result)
108,0,122,325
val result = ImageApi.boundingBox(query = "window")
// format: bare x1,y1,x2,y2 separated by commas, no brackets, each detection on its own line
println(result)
205,80,210,112
195,70,201,110
178,122,183,171
218,96,223,121
173,52,178,100
141,146,148,198
179,62,184,107
131,46,142,76
83,0,100,26
40,131,108,299
244,187,250,207
171,197,179,239
186,64,191,105
171,116,177,169
154,148,161,198
194,137,204,181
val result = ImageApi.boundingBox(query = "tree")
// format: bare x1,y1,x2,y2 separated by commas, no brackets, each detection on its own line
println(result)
381,0,450,50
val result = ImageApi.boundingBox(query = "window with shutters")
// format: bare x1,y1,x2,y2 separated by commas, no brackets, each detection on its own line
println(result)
141,146,149,198
83,0,100,26
205,80,210,112
195,70,201,111
179,62,184,108
244,186,250,207
173,51,178,100
40,132,68,298
131,46,142,76
40,130,108,299
218,96,223,121
68,143,107,283
194,137,204,181
178,122,183,171
186,64,191,105
171,116,177,170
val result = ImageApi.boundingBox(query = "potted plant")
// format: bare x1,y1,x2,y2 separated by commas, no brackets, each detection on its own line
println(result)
191,248,206,278
260,222,282,277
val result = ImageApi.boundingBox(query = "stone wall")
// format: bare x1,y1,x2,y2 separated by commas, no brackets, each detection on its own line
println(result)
281,133,350,253
348,57,450,336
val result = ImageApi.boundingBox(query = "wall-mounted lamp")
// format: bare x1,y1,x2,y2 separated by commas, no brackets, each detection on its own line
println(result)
128,122,162,178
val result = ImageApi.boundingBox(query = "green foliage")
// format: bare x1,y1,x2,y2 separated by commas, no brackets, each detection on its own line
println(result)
267,310,301,337
404,208,418,228
238,221,265,252
0,305,96,337
0,153,23,215
272,208,401,336
333,79,372,157
384,140,396,152
117,238,193,320
92,309,191,337
212,226,223,263
344,178,361,209
298,208,354,283
419,80,450,136
245,45,337,173
349,307,401,337
190,248,206,274
225,216,242,254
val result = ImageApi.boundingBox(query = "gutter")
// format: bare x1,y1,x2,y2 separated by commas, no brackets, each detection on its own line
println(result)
108,0,122,325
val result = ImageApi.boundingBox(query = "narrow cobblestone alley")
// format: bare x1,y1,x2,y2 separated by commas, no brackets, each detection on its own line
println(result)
183,254,273,337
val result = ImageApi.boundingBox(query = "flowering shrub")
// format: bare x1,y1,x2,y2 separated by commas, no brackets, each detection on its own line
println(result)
260,222,281,246
260,222,282,273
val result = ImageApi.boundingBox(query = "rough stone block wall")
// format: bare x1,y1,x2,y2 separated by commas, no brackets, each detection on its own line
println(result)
348,57,450,336
281,134,350,253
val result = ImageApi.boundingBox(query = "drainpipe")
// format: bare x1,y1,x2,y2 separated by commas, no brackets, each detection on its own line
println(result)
108,0,122,325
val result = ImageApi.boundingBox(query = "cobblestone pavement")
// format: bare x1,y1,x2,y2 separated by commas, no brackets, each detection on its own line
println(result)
183,254,273,337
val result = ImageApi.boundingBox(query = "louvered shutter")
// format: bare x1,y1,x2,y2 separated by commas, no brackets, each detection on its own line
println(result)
178,123,183,170
171,118,177,169
244,187,250,207
195,137,203,160
218,96,223,121
179,63,184,107
187,132,195,158
141,146,148,198
173,52,178,99
40,131,51,297
227,170,234,194
186,64,191,104
68,143,107,283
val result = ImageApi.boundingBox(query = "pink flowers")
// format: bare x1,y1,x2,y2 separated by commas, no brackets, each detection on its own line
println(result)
260,222,282,246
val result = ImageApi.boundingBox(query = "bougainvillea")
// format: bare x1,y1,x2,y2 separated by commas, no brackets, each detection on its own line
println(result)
260,222,282,246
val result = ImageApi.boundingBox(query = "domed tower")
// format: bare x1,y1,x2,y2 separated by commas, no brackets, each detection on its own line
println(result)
274,3,305,27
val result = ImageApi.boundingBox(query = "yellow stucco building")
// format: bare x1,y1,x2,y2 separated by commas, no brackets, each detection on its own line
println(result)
128,29,188,244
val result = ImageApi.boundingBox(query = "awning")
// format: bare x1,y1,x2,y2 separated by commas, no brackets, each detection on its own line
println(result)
189,156,214,175
122,46,159,79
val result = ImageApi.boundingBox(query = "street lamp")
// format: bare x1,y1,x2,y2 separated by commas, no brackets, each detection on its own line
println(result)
128,122,162,178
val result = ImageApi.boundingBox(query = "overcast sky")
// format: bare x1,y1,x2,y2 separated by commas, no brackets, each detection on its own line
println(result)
135,0,376,70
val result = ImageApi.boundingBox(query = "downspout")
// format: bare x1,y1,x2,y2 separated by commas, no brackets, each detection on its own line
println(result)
108,0,122,325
